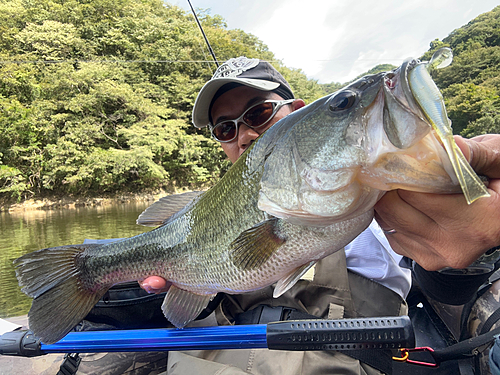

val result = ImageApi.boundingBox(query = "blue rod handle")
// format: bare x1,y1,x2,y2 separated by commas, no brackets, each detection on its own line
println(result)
42,325,268,353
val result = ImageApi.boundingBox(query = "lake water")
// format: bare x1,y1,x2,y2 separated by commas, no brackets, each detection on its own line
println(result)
0,201,154,319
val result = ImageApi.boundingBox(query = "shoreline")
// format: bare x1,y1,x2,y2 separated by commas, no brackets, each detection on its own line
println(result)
0,190,173,214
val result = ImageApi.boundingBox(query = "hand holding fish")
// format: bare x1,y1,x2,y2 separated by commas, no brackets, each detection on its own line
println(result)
374,134,500,271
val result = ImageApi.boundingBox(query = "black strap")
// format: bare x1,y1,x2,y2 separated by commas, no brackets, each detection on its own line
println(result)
57,353,81,375
233,305,285,325
432,325,500,364
234,305,393,375
480,306,500,335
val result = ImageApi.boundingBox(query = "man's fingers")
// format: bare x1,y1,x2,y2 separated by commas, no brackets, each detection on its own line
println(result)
374,191,435,234
455,135,500,178
139,276,171,294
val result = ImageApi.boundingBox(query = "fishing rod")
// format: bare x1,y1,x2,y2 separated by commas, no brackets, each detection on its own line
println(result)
187,0,219,68
0,316,414,356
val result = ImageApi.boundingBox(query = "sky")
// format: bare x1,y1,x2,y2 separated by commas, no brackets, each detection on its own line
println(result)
174,0,499,84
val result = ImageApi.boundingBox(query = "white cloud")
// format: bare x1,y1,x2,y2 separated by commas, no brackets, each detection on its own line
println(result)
246,0,346,78
176,0,499,83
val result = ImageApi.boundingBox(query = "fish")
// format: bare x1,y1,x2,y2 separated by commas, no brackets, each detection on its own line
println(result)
14,48,488,344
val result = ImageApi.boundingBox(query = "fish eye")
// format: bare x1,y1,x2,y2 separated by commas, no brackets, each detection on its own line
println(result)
329,91,357,112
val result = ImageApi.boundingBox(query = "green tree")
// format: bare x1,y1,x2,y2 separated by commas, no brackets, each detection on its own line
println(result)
421,6,500,136
2,1,498,204
0,0,324,203
443,82,500,134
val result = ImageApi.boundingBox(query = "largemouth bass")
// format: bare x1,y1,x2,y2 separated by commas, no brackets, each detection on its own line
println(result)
15,48,487,344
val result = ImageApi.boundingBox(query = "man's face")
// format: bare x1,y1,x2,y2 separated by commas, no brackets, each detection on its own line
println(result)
210,86,299,163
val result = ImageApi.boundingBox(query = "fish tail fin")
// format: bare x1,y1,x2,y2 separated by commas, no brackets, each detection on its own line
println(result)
443,136,490,204
14,244,108,344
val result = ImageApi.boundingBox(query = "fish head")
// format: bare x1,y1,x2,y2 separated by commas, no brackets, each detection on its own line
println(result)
258,61,459,226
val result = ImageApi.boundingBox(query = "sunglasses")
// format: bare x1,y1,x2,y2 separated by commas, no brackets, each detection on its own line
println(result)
209,99,295,142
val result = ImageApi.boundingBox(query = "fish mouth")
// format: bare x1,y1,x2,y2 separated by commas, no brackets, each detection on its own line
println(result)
384,59,424,117
379,59,432,150
398,59,423,112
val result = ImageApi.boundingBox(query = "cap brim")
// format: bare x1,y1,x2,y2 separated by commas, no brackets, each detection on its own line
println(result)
192,77,280,128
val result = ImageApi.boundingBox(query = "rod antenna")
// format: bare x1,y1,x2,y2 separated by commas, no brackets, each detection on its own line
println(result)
187,0,220,68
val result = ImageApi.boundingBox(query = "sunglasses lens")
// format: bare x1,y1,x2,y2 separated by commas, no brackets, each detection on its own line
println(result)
243,102,275,127
211,101,281,142
213,122,237,142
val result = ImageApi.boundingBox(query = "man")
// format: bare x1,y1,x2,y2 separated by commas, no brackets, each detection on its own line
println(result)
140,57,500,374
143,57,410,374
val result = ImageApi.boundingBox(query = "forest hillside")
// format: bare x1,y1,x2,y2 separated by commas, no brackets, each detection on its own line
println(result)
0,1,498,203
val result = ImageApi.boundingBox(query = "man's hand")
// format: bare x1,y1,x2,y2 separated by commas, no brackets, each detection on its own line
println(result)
139,276,171,294
375,134,500,271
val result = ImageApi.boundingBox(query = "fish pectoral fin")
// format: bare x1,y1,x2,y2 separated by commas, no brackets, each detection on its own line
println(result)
230,218,286,271
162,285,215,328
274,261,316,298
137,191,204,227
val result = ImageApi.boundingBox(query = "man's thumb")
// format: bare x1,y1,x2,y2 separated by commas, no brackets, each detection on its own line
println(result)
455,135,500,178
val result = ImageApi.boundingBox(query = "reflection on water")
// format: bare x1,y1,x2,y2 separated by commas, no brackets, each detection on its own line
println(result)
0,201,153,318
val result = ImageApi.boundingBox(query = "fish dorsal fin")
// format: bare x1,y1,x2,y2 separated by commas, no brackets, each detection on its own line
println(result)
274,261,316,298
137,191,204,227
161,285,215,328
230,218,286,271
